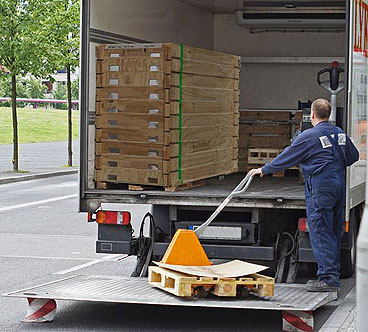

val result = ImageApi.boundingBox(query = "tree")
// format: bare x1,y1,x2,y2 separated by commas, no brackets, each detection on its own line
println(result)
52,0,80,167
0,0,64,171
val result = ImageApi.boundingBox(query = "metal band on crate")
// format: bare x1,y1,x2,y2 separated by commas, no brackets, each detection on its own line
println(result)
178,45,184,182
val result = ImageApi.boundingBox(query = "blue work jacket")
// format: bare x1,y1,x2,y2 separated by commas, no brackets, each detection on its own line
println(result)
262,121,360,176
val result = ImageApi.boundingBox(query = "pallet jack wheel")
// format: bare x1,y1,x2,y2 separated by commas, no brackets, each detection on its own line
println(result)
193,286,210,298
237,286,251,299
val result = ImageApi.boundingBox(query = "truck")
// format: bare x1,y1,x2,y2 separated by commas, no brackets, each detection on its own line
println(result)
79,0,366,283
4,1,366,330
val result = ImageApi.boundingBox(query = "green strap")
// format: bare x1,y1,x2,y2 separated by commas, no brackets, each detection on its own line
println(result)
178,45,183,182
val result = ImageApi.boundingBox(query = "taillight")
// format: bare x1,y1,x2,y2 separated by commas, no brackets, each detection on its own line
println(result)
343,220,349,233
298,218,309,232
298,218,349,233
96,211,131,225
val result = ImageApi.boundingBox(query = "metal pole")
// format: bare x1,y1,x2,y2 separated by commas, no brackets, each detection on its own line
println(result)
357,135,368,332
357,205,368,332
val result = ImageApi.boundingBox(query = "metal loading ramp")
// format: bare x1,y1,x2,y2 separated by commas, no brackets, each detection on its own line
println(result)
3,275,337,330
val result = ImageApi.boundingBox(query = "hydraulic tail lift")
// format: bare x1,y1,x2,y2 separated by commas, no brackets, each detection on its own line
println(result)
2,174,338,331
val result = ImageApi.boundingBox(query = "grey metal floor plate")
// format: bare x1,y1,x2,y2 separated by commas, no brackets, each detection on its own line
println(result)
3,275,337,311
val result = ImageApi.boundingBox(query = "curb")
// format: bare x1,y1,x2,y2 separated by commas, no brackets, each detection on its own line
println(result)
319,286,356,332
0,169,78,185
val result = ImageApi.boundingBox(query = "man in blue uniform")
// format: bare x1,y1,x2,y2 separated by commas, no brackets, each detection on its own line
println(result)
249,99,359,291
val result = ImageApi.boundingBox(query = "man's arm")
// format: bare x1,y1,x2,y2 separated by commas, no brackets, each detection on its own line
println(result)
345,136,360,166
261,134,311,175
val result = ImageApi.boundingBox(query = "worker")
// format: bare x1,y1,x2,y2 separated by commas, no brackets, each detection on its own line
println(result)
249,99,359,292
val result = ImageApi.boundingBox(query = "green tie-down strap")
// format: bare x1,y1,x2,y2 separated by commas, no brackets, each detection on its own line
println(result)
178,45,184,183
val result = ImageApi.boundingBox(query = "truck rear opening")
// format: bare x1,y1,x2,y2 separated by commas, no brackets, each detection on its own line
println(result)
78,0,365,283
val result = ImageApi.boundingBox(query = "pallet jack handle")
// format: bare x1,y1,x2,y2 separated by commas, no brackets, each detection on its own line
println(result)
195,173,254,236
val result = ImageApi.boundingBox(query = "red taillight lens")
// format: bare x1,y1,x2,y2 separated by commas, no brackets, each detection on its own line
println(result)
122,212,131,225
96,211,131,225
343,220,349,233
332,61,339,68
298,218,308,232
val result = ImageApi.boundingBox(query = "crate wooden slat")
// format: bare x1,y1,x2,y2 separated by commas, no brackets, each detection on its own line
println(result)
96,71,239,90
95,43,240,67
148,266,274,298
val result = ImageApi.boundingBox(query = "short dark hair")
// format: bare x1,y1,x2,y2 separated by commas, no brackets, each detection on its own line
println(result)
311,99,331,120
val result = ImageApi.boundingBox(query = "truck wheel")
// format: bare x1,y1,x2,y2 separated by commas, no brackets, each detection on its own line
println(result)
340,209,358,279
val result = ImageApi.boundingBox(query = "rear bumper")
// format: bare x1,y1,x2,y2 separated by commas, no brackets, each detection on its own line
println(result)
96,240,276,261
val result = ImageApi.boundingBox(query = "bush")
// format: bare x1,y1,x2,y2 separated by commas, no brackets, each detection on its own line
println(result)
52,83,67,109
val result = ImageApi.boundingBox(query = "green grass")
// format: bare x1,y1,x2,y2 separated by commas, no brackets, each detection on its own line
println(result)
0,107,79,144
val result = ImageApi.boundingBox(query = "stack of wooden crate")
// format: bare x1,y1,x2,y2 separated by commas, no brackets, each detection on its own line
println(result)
238,110,302,172
95,43,240,190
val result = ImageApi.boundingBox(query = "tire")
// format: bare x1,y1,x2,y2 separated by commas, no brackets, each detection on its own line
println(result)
340,209,358,279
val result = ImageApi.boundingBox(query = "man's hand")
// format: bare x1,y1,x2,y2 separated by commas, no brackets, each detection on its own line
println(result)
248,168,264,177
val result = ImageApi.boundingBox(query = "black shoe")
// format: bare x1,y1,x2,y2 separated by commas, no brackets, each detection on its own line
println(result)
305,280,340,292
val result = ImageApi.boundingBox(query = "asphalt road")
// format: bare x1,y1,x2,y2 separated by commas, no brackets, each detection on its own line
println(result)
0,174,355,331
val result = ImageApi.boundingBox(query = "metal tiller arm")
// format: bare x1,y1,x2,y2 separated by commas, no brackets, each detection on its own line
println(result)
195,173,254,236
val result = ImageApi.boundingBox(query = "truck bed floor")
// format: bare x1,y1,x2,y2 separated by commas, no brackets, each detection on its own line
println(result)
84,174,305,209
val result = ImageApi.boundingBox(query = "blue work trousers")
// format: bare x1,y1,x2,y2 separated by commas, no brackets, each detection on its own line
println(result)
305,167,345,287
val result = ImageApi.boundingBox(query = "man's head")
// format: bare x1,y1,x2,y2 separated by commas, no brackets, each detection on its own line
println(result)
311,99,331,126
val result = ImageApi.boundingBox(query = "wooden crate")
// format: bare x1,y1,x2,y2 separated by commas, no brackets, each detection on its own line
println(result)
95,43,239,190
238,110,302,172
148,266,274,298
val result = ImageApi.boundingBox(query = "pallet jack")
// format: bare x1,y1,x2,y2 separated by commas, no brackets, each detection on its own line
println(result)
132,173,254,276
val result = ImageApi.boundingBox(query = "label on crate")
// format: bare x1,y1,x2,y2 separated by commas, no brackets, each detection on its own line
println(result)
148,122,159,128
109,79,119,85
149,94,159,100
105,43,163,50
149,164,159,170
109,93,119,99
108,108,119,113
149,65,159,72
150,52,161,58
108,120,118,126
110,53,120,58
149,136,158,142
149,109,159,114
149,150,158,157
149,79,159,86
109,65,119,72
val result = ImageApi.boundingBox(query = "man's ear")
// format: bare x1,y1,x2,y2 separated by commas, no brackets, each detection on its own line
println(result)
310,110,315,119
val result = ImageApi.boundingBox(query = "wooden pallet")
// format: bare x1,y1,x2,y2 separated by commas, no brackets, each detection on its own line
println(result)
247,165,299,178
96,178,208,192
247,148,282,164
148,266,274,298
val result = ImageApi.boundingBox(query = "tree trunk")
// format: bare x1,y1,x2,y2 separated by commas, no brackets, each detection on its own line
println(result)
67,64,72,167
11,74,18,172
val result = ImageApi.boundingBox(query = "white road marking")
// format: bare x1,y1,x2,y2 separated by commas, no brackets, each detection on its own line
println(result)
0,254,94,261
0,194,77,212
54,254,128,275
2,233,94,239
